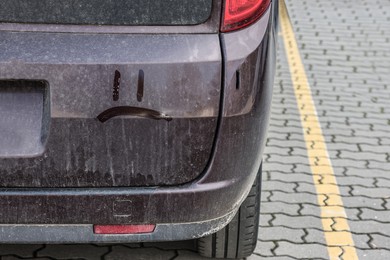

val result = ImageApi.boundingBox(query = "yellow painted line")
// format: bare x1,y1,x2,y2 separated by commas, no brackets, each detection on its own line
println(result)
279,1,359,259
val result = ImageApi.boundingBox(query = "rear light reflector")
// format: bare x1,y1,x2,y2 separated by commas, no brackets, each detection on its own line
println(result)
93,224,156,234
222,0,271,32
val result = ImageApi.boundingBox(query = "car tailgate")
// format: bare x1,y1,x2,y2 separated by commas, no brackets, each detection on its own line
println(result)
0,31,221,187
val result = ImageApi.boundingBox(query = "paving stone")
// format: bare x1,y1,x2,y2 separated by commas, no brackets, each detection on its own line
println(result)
258,226,305,243
261,191,272,202
261,201,300,216
339,151,388,162
260,213,273,227
341,196,385,210
38,244,108,260
303,228,327,244
367,160,390,171
248,255,295,260
342,233,372,250
274,241,328,259
293,164,317,175
105,246,176,260
335,176,376,187
300,204,323,217
263,162,294,173
0,245,43,258
350,186,390,198
343,168,389,179
360,208,390,222
2,257,52,260
370,234,390,249
271,191,318,204
269,171,313,184
246,254,263,260
348,220,390,235
377,178,390,188
175,250,207,260
272,214,323,230
360,144,390,154
253,240,275,257
343,207,362,221
263,180,297,193
355,249,390,259
296,182,320,194
144,241,195,251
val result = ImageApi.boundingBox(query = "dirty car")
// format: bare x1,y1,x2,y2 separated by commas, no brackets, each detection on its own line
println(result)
0,0,278,258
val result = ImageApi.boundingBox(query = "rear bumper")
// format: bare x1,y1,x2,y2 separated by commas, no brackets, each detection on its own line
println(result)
0,211,236,243
0,5,276,242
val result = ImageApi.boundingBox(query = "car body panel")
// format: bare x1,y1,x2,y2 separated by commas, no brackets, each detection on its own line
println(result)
0,33,221,187
0,0,278,243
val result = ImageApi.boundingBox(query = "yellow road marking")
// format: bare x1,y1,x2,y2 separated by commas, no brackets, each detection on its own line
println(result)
279,1,359,259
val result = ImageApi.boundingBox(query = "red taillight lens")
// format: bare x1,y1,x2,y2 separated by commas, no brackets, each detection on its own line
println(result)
222,0,271,32
94,224,155,234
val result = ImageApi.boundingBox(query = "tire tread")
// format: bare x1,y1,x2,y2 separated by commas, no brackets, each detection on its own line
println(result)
197,165,262,259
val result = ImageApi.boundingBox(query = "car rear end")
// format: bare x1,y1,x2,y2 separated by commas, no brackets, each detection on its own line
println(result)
0,0,278,258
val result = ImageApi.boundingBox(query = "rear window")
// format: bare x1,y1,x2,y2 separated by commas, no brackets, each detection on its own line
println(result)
0,0,213,26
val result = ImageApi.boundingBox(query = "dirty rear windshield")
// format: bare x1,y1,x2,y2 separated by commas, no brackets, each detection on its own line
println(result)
0,0,213,26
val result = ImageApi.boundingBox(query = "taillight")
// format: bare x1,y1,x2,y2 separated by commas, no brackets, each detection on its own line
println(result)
221,0,271,32
94,224,156,234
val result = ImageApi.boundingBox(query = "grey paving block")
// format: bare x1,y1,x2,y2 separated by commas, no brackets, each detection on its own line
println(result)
0,245,43,258
253,240,275,257
245,254,262,260
2,257,52,260
271,191,318,204
272,214,323,230
144,241,196,251
293,164,317,175
329,158,368,169
341,195,385,210
339,151,387,162
343,168,389,179
370,234,390,249
263,180,297,193
258,226,305,243
356,249,390,259
350,186,390,198
268,154,311,166
264,147,292,156
249,255,295,260
348,220,390,235
260,213,273,227
261,191,272,202
296,182,320,194
360,208,390,222
377,178,390,188
261,201,300,215
266,140,308,150
263,162,294,173
335,176,376,187
343,207,363,221
300,204,323,217
347,233,372,250
269,171,313,184
38,244,108,260
175,250,207,260
106,246,176,260
367,160,390,171
274,241,328,259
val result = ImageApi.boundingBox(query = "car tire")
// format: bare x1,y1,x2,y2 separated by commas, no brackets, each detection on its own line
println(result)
197,164,262,259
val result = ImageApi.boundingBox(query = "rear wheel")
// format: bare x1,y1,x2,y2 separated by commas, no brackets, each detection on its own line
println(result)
197,165,262,259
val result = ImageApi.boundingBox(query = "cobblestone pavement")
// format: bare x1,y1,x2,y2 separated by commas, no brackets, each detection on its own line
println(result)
1,0,389,259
